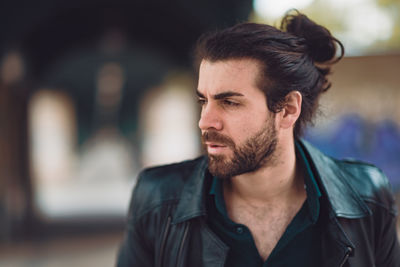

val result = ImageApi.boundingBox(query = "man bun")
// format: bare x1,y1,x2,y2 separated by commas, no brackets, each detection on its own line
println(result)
280,10,344,64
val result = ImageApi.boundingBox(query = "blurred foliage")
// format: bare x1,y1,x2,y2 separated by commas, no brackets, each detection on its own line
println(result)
374,0,400,52
250,0,400,55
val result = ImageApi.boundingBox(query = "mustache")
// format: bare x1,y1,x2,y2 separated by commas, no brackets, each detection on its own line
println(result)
201,131,235,148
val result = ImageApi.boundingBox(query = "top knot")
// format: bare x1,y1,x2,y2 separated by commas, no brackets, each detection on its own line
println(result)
280,10,344,64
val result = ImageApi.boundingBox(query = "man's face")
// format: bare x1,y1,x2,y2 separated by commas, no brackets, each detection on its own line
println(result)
197,59,278,179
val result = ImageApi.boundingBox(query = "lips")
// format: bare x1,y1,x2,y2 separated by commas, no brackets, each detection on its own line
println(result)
202,131,235,155
205,142,229,154
205,142,227,148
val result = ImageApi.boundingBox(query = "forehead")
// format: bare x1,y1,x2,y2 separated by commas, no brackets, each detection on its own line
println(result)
197,58,263,97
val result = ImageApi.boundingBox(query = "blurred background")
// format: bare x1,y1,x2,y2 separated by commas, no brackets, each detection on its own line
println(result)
0,0,399,266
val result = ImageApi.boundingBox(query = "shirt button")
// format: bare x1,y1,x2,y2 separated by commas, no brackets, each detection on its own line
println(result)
236,227,244,234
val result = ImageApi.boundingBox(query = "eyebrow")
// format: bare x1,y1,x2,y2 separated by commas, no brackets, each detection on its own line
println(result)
196,90,244,100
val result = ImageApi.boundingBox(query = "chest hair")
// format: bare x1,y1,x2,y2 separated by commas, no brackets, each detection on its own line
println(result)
226,199,305,261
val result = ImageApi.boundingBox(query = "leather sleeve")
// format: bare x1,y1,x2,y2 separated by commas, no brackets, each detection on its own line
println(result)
117,224,154,267
117,173,155,267
375,208,400,267
372,168,400,267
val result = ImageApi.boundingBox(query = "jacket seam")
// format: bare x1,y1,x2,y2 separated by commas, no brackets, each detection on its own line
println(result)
157,215,172,267
129,199,179,227
362,197,397,216
203,224,228,251
335,212,370,218
176,221,190,267
172,211,206,224
331,216,356,250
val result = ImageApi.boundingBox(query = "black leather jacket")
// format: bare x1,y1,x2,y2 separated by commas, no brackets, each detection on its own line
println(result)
117,140,400,267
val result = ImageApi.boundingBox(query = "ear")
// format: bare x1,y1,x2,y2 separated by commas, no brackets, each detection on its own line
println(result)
278,91,302,129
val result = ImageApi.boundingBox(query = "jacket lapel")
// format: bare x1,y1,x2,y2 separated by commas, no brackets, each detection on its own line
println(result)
172,157,209,224
320,214,355,267
299,140,372,219
170,157,229,267
299,140,370,266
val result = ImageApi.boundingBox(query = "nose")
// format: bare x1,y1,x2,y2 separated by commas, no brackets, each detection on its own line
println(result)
198,103,223,131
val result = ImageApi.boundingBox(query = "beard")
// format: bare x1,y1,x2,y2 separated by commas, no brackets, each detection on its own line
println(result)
202,120,278,179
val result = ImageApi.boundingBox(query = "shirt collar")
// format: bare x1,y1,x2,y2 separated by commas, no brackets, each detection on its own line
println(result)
209,174,227,219
296,140,322,223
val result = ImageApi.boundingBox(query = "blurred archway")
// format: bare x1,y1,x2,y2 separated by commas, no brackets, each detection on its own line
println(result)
0,1,253,241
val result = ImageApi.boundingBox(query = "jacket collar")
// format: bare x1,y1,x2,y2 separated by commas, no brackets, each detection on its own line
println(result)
172,139,372,224
172,157,209,224
298,140,372,218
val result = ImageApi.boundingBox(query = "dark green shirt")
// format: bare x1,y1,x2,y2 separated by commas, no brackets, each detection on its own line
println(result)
206,142,322,267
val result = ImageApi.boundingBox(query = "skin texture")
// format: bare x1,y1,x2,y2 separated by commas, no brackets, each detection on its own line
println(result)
197,58,307,261
198,60,278,179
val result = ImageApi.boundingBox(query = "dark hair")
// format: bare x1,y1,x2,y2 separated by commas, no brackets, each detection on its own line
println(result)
195,10,344,137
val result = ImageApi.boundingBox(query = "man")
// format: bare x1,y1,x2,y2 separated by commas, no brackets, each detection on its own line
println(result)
117,12,400,267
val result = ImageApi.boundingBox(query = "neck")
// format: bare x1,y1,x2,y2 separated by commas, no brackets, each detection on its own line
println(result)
225,138,304,205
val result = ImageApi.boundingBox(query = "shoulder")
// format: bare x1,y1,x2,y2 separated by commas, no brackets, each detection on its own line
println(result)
336,158,397,215
299,139,397,217
128,156,206,221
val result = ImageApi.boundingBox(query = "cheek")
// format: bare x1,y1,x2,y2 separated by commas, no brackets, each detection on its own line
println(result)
241,110,268,129
228,116,260,141
223,104,271,140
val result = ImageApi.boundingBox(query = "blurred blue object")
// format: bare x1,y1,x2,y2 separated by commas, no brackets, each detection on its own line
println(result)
305,114,400,189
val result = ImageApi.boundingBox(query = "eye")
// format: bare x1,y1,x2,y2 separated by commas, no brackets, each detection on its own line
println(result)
197,98,207,106
223,99,239,106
